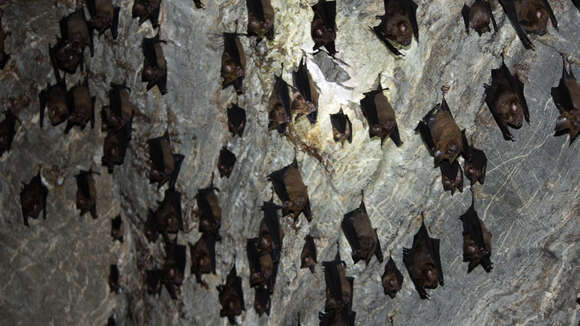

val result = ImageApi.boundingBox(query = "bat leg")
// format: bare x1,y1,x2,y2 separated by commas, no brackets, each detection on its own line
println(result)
159,73,168,95
112,7,121,39
461,4,471,34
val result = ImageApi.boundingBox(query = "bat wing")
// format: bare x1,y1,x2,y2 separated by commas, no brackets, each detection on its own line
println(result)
275,76,292,116
403,246,427,299
487,2,498,32
390,124,403,147
513,73,530,123
112,7,120,39
574,0,580,10
374,229,384,262
39,90,47,128
315,0,337,31
498,0,534,50
247,238,261,279
360,91,379,129
430,237,444,286
86,0,97,17
484,82,513,141
461,5,471,34
371,25,404,57
404,0,420,41
292,58,313,102
460,204,486,252
267,167,290,202
169,154,185,189
541,0,558,29
323,260,344,301
341,212,362,263
415,119,436,156
247,0,265,21
224,33,243,68
551,77,573,114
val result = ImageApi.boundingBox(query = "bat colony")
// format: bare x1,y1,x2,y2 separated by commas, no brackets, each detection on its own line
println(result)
1,0,576,324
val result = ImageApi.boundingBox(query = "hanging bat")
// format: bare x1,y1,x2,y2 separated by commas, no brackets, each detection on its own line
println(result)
101,83,136,132
49,38,83,75
247,238,275,290
221,32,246,94
247,0,275,41
439,160,463,195
403,214,444,299
111,215,123,242
218,146,236,178
415,96,463,165
258,198,283,259
75,169,99,218
311,0,337,56
109,264,120,293
193,0,205,9
0,10,9,69
461,0,498,36
330,108,352,145
360,78,403,146
87,0,120,39
484,56,530,141
142,33,168,95
20,170,48,227
551,55,580,145
460,197,493,273
147,131,184,189
132,0,161,27
102,118,133,173
189,233,217,287
65,76,95,134
382,256,403,298
267,158,312,223
150,188,183,241
217,264,245,325
498,0,558,49
39,69,69,128
461,131,487,185
268,75,292,134
161,241,186,300
146,269,162,295
0,110,18,157
60,9,94,57
227,104,246,137
196,177,222,239
300,234,317,273
254,287,271,316
292,57,318,124
322,249,353,312
372,0,419,56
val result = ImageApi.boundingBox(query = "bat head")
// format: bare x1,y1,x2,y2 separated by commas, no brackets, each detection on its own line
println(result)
555,111,580,142
227,104,246,136
291,93,317,117
465,148,487,185
421,263,439,289
301,255,316,269
384,9,413,46
52,40,82,74
146,269,162,294
311,17,336,48
47,89,69,126
248,14,273,39
469,2,492,35
463,236,491,272
382,272,402,298
157,203,180,233
221,56,244,85
434,140,461,164
91,9,113,33
142,64,163,84
518,1,549,35
132,1,151,18
268,103,291,131
495,90,525,129
218,147,236,178
440,161,463,195
254,288,271,316
221,289,243,317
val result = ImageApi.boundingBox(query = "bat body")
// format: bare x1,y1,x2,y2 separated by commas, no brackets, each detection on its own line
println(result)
247,0,275,41
484,57,529,141
247,238,275,290
267,159,312,223
0,110,18,157
109,264,120,293
498,0,558,49
292,57,318,124
75,169,98,218
101,83,135,132
217,265,245,325
439,160,464,195
65,77,95,134
218,146,236,178
221,33,246,94
551,55,580,145
330,108,352,145
189,233,217,286
227,104,246,137
87,0,120,39
300,235,317,273
382,256,403,298
49,37,83,75
142,34,168,95
461,132,487,185
60,9,94,57
20,171,48,226
146,269,162,296
403,216,444,299
311,0,337,56
461,0,498,36
150,188,183,241
460,200,493,273
320,250,355,325
132,0,161,27
360,80,402,146
196,181,221,239
0,11,9,69
39,70,69,128
341,193,383,265
373,0,419,56
102,118,132,173
147,131,184,189
111,215,123,242
268,75,292,133
161,242,186,299
254,287,271,316
258,199,283,258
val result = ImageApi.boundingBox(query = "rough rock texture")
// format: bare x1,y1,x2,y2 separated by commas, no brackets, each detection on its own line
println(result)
0,0,578,325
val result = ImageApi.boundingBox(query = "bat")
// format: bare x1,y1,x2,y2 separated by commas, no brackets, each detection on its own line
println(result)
415,96,463,165
147,131,184,189
65,76,95,134
258,198,283,259
189,233,217,287
193,0,205,9
341,191,384,265
247,0,275,41
247,238,275,290
0,10,9,69
321,248,355,316
311,0,337,56
196,177,222,239
49,37,83,75
268,75,292,134
102,118,133,173
217,264,245,325
107,316,116,326
60,9,94,57
20,170,48,227
161,241,186,300
142,33,168,95
498,0,558,50
109,264,120,293
330,108,352,145
221,32,246,94
132,0,161,27
439,160,464,195
0,110,18,157
146,269,162,295
460,197,493,273
551,55,580,145
149,188,183,241
360,77,403,146
382,256,403,298
254,287,271,316
461,0,498,36
300,234,317,273
111,215,123,242
101,83,135,132
227,104,246,137
484,55,529,141
292,57,318,124
218,146,236,178
75,169,99,218
267,158,312,223
39,69,69,128
87,0,120,39
461,131,487,185
403,214,444,299
372,0,419,56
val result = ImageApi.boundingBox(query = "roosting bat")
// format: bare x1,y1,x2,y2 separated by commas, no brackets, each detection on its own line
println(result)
330,108,352,145
65,76,95,134
484,56,529,141
258,198,283,257
341,192,383,265
498,0,558,49
403,214,444,299
196,178,222,239
161,242,186,299
227,104,246,137
20,170,48,227
39,69,69,128
292,57,318,124
147,131,184,189
267,158,312,223
300,234,317,273
132,0,161,27
111,215,123,242
321,249,355,320
439,160,464,195
146,269,162,295
87,0,120,39
218,146,236,178
382,256,403,298
254,287,271,316
193,0,205,9
460,198,493,273
142,33,168,95
461,132,487,185
189,233,217,287
360,78,403,146
268,75,292,134
0,10,9,69
149,188,183,241
49,37,83,75
415,96,463,165
372,0,419,56
101,83,136,132
217,264,245,325
0,110,18,157
109,264,120,293
221,33,246,94
551,55,580,145
75,169,98,218
102,118,132,173
311,0,337,56
247,238,276,291
247,0,275,41
461,0,498,35
60,9,94,57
